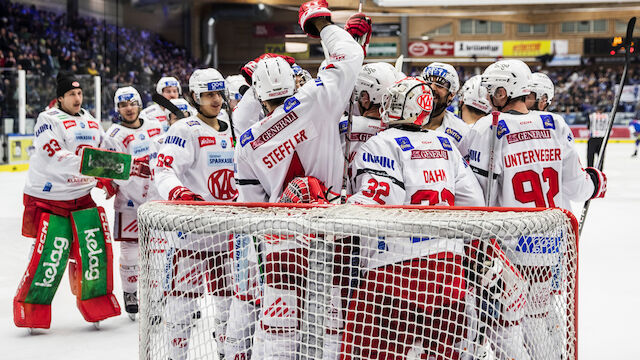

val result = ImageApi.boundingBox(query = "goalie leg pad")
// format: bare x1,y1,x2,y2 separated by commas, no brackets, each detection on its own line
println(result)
14,213,72,328
70,207,121,322
119,241,140,294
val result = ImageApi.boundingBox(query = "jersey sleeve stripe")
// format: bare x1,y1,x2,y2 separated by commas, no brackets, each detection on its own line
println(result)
355,168,405,190
236,179,261,185
470,165,499,179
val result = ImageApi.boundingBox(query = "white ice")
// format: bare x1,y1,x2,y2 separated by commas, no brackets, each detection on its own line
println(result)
0,142,637,359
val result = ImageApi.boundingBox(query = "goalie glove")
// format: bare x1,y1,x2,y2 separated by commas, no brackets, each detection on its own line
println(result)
130,156,151,178
96,177,118,199
241,53,297,84
168,186,205,201
344,13,372,56
585,167,607,199
298,0,332,38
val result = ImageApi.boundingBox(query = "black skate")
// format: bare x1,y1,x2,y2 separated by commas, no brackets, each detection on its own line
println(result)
632,150,637,157
124,291,139,321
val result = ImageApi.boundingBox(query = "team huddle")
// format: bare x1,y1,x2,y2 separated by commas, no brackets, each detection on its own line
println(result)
13,1,607,359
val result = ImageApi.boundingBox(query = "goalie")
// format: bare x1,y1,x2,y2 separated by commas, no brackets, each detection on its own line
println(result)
14,73,121,330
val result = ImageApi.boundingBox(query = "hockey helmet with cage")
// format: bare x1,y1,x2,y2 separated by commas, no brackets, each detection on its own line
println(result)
460,75,492,115
529,72,555,105
164,98,197,120
481,59,532,99
156,76,182,96
381,77,434,127
356,62,402,106
189,68,226,104
421,62,460,94
114,86,142,112
252,57,296,102
292,63,313,88
225,74,248,101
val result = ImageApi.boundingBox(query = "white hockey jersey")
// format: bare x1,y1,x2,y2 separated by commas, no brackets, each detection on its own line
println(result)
348,127,484,267
141,103,169,132
103,119,164,211
24,107,104,200
339,114,386,193
234,25,364,202
431,110,469,148
459,110,595,211
154,115,237,201
232,88,264,137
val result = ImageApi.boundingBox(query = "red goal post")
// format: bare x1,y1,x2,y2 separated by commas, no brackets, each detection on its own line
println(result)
137,202,578,360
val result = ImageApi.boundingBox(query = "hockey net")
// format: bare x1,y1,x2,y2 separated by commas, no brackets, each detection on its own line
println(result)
138,202,578,360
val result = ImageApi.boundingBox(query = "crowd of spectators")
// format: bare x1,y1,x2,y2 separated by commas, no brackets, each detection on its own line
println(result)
0,0,197,124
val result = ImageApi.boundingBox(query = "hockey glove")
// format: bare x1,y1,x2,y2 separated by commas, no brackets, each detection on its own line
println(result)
168,186,205,201
344,13,372,56
585,167,607,199
299,0,331,38
241,53,296,83
96,177,118,199
130,156,151,179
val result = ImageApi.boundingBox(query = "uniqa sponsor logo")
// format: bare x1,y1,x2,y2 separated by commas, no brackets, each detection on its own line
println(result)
84,228,103,281
35,236,69,287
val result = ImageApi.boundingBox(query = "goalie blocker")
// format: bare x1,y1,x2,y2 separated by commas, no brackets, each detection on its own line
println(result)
15,198,120,329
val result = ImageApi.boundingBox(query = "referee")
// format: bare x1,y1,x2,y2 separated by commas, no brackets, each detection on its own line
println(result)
587,107,608,167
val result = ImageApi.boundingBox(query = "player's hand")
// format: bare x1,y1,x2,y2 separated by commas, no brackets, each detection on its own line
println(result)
96,177,118,199
241,53,297,83
169,186,205,201
299,0,331,38
344,12,372,55
130,156,151,178
585,167,607,198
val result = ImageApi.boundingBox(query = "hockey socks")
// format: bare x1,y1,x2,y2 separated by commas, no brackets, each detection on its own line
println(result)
14,213,72,329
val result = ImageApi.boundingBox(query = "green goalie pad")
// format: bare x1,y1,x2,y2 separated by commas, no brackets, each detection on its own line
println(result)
80,147,131,180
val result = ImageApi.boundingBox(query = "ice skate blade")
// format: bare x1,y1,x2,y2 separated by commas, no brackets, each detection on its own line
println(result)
93,321,101,330
128,313,137,321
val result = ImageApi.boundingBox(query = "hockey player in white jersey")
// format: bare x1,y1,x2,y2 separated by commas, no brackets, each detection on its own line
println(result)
142,76,182,132
461,59,607,360
526,72,554,111
14,73,121,329
154,68,236,360
102,86,163,319
225,74,249,110
421,62,469,147
233,2,365,357
459,75,492,125
344,77,483,359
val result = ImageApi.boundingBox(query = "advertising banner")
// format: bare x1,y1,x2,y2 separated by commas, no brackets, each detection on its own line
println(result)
454,41,502,57
408,41,454,57
503,40,552,57
8,134,33,164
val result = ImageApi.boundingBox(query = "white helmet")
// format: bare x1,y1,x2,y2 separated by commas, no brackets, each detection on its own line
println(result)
356,62,402,106
226,74,248,101
421,62,460,94
381,77,434,127
156,76,182,95
460,75,491,115
529,72,554,105
292,64,313,87
252,57,296,102
164,98,196,119
114,86,142,112
189,68,226,104
481,59,532,99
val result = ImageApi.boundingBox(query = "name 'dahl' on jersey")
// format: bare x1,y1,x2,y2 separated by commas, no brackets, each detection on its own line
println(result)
423,169,447,183
251,111,299,150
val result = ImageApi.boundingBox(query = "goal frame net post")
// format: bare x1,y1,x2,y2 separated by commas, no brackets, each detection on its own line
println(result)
137,202,579,360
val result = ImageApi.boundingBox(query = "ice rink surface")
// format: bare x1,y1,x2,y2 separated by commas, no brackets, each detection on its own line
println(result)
0,142,637,360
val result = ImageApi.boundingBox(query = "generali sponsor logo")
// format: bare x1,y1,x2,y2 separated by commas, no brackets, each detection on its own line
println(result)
411,149,448,160
63,120,77,129
198,136,216,147
251,112,299,150
506,129,551,144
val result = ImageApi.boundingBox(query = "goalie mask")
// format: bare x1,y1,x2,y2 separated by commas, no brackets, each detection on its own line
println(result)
156,76,182,96
481,59,532,100
356,62,402,110
460,75,492,115
189,68,226,105
529,72,555,105
252,57,296,102
381,77,434,128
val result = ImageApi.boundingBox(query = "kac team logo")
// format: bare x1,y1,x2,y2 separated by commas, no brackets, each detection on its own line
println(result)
417,93,433,112
208,169,238,201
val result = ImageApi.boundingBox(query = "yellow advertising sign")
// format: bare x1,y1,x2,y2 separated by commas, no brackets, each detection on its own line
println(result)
503,40,552,57
9,135,33,164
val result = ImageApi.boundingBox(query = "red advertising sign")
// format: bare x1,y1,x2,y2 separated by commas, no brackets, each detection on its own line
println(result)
408,42,454,57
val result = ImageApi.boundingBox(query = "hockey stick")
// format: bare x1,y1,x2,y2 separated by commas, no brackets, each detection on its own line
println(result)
151,93,186,120
579,16,636,235
485,111,501,206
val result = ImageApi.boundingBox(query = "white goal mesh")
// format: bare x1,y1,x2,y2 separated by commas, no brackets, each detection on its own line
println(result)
138,202,578,360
